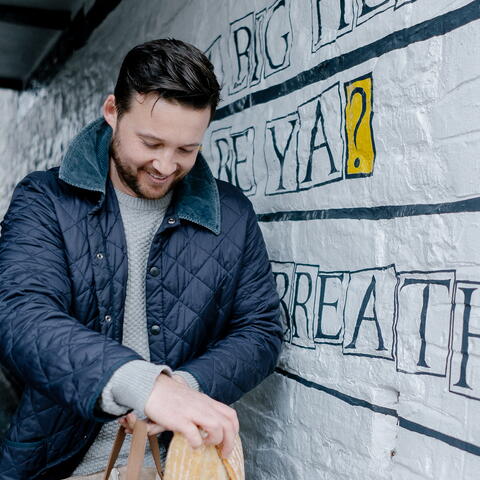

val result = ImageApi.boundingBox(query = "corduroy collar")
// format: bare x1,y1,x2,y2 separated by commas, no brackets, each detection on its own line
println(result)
59,117,220,235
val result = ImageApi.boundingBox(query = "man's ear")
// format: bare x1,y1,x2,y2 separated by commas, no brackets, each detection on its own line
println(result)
102,94,118,131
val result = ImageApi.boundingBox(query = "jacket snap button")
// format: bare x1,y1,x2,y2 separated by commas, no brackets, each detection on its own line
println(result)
150,324,161,335
149,266,160,277
104,315,112,322
96,253,104,260
167,217,176,225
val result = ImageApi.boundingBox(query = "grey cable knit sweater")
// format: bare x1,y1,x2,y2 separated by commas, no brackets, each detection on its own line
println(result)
72,187,198,476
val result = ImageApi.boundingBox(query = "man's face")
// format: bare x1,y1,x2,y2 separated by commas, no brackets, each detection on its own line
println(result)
104,92,211,199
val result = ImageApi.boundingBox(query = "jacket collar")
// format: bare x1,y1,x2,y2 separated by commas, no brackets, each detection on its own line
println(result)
59,117,220,235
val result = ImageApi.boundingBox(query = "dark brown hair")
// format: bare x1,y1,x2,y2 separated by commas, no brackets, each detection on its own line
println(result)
114,38,221,121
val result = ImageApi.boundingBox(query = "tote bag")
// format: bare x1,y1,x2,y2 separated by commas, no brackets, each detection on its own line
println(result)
103,419,245,480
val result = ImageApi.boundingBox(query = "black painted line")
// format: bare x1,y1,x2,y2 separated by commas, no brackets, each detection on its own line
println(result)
275,367,480,457
275,367,397,416
399,418,480,456
257,196,480,222
215,0,480,120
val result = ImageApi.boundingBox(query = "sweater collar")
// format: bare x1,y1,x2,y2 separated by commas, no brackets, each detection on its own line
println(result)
59,117,220,235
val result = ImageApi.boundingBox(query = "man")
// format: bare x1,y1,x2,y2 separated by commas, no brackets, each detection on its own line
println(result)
0,39,282,479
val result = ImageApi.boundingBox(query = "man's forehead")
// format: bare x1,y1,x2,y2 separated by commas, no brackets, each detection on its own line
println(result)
130,92,171,113
117,93,211,144
129,92,205,117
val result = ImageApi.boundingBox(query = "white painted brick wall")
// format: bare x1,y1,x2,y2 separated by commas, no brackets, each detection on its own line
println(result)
1,0,480,478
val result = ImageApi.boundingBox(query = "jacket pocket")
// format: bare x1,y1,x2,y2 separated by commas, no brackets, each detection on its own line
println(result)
0,437,47,478
4,437,45,448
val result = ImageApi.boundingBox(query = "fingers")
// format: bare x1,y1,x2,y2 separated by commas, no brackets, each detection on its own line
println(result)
146,419,165,437
117,412,137,434
117,416,129,433
118,407,238,457
143,373,240,455
220,422,235,458
117,413,166,437
194,402,238,457
178,422,204,450
198,420,223,448
215,401,240,436
210,401,239,457
211,419,235,458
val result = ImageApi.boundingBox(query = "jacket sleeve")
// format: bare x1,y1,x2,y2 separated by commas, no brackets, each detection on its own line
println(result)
177,201,283,405
0,175,143,421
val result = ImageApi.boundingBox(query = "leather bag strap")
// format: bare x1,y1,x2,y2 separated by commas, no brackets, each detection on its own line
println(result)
102,420,163,480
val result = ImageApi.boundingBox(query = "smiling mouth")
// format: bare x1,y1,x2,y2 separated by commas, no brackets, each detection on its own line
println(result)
147,171,172,183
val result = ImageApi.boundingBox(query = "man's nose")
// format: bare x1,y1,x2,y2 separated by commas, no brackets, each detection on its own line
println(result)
151,152,177,177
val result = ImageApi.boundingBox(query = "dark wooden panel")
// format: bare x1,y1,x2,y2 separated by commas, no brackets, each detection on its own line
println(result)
0,4,71,30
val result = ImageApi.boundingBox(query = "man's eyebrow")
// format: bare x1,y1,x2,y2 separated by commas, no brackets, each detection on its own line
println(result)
137,131,201,147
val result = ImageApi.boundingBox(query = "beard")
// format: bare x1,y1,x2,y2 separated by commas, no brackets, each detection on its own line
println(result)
109,132,184,199
109,134,145,197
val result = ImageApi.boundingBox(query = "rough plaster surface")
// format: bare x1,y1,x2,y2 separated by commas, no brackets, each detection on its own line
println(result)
1,0,480,478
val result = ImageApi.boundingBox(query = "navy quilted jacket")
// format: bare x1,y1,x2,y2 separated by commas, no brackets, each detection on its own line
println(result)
0,118,282,479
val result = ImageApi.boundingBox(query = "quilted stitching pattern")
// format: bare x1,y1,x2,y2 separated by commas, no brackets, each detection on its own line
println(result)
0,174,141,479
0,156,282,479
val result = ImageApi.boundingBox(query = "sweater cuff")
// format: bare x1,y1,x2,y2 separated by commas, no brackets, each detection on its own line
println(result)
173,370,200,392
100,360,172,416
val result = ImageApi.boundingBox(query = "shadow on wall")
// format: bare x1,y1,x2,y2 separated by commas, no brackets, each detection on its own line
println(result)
0,366,21,439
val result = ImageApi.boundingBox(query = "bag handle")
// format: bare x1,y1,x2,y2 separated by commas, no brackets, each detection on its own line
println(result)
102,419,163,480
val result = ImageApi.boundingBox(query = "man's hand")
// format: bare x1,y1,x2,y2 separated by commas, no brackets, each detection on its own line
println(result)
116,375,191,436
144,372,239,457
117,412,165,436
